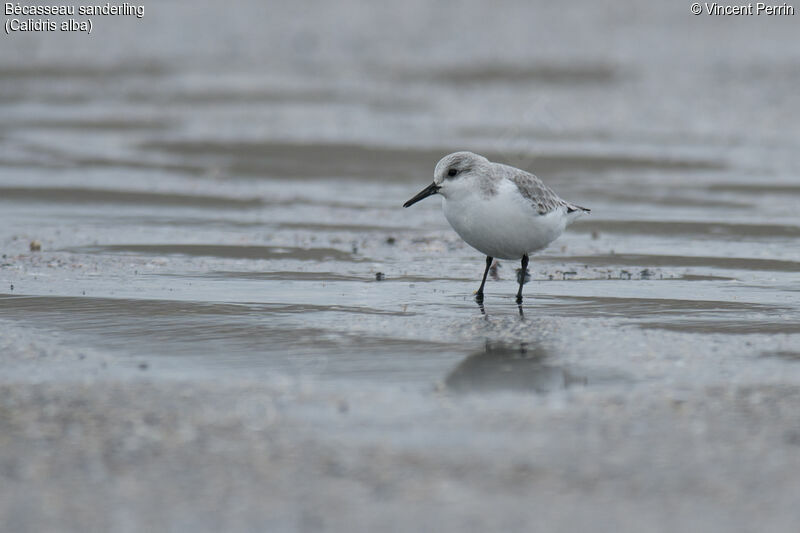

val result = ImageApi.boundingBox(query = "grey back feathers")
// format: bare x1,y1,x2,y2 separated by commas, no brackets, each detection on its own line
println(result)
502,165,590,215
498,164,566,215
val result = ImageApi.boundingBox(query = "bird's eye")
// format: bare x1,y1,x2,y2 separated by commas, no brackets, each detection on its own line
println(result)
447,168,458,177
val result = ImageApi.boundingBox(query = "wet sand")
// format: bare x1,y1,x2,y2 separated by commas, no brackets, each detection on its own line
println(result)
4,379,800,533
2,1,800,531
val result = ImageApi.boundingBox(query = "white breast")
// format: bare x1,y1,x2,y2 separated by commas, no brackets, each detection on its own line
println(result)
442,179,568,260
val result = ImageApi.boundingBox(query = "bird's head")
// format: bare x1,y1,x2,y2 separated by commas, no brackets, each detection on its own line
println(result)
403,151,489,207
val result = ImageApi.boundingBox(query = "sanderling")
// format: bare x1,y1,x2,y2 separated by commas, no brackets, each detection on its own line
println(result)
404,151,589,304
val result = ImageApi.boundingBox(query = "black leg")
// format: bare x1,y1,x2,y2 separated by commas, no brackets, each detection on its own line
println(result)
515,254,529,304
475,256,493,302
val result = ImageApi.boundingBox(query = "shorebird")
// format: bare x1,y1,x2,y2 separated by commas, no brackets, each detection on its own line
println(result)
403,151,589,303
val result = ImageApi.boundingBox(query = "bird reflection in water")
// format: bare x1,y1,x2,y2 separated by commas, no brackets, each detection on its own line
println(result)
475,297,525,318
445,341,587,394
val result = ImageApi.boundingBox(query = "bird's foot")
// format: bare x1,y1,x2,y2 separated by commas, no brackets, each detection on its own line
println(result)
489,261,500,280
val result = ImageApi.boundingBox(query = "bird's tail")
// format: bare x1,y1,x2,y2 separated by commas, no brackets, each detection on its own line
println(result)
565,203,590,225
566,204,590,214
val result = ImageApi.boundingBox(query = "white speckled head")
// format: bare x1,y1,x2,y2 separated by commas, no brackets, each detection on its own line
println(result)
432,151,494,201
433,151,488,185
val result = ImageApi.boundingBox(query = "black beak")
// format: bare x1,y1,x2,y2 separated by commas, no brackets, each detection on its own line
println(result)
403,182,440,208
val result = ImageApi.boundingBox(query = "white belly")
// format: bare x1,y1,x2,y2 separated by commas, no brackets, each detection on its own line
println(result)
442,181,568,260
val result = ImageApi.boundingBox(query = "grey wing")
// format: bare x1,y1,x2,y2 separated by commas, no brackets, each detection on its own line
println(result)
501,165,568,215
